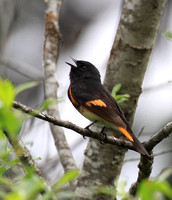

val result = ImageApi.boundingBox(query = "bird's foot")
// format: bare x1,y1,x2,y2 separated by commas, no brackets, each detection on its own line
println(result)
83,121,97,139
85,121,97,130
100,127,107,144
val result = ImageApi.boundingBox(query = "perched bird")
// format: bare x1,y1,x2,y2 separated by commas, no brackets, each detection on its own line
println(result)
66,59,149,156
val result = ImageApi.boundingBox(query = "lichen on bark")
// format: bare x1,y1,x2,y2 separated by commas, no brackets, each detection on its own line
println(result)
75,0,166,199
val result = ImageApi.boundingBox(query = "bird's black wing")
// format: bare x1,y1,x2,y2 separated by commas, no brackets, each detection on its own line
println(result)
70,82,128,129
70,82,149,156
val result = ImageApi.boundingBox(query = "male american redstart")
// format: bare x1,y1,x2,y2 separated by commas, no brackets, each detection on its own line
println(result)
66,59,149,157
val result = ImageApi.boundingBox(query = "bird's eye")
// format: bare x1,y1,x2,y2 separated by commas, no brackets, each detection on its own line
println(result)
81,66,87,71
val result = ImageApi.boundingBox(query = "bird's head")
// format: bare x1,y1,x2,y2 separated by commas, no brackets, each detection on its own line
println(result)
66,58,101,84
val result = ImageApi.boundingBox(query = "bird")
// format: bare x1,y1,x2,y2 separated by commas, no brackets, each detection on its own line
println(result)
66,58,149,157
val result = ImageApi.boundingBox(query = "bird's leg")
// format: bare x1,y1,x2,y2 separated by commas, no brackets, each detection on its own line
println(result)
85,120,97,130
100,126,107,144
83,121,97,139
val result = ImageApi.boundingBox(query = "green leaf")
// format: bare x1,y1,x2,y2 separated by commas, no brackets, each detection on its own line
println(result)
111,83,130,104
5,173,45,200
114,94,130,101
0,107,20,133
6,159,20,170
0,131,8,158
5,192,23,200
138,179,172,200
53,170,79,190
95,186,116,198
0,176,13,186
0,79,15,107
56,191,76,199
0,166,7,176
0,139,11,161
116,179,129,199
111,83,122,98
43,171,79,200
0,79,21,133
33,157,42,161
15,81,40,96
116,97,129,104
163,31,172,40
37,98,58,112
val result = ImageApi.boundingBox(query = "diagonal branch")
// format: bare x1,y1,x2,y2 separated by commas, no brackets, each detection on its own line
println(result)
129,121,172,196
4,130,44,178
12,101,172,196
13,101,172,155
3,130,57,200
145,121,172,151
13,100,134,151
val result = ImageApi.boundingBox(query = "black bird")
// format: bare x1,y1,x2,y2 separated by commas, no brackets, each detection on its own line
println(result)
66,59,149,156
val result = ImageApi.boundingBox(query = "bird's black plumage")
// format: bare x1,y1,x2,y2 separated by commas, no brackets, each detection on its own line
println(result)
66,59,149,157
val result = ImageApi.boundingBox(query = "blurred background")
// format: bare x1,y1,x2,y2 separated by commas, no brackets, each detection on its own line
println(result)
0,0,172,188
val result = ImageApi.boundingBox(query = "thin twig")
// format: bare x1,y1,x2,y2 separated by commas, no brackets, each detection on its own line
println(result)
137,126,145,138
124,149,172,163
145,121,172,151
0,56,43,80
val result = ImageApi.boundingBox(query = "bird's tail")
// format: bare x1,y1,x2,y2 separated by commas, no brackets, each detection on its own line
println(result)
118,127,150,157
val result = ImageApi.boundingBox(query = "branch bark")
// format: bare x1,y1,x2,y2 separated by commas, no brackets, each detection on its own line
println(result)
75,0,166,199
43,0,77,188
13,100,172,198
129,121,172,195
3,130,56,200
13,100,134,151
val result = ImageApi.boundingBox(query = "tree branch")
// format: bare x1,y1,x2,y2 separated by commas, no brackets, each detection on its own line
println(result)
3,130,57,200
145,121,172,151
13,101,172,155
129,152,154,196
124,149,172,163
13,100,134,151
13,100,172,197
3,130,44,178
0,56,43,80
129,121,172,196
43,0,77,188
75,0,166,198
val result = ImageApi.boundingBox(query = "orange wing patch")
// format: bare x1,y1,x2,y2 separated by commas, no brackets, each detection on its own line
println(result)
86,99,107,107
118,127,134,142
69,87,79,106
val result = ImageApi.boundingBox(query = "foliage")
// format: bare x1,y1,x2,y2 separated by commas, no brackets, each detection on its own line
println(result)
111,83,130,104
37,98,59,112
163,30,172,40
15,81,41,96
0,78,79,199
0,79,20,133
95,178,172,200
15,81,59,112
42,170,79,200
137,179,172,200
0,79,171,199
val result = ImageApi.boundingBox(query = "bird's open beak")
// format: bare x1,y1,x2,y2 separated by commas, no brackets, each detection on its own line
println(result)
65,57,77,68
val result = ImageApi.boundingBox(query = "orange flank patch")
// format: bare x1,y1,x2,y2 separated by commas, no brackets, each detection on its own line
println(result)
118,127,134,142
69,87,79,106
86,99,107,107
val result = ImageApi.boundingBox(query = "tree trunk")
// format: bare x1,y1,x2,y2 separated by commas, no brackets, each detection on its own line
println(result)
75,0,166,199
